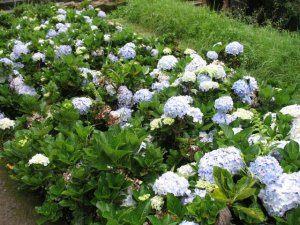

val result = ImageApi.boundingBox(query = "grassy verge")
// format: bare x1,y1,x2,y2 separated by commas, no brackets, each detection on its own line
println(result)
113,0,300,101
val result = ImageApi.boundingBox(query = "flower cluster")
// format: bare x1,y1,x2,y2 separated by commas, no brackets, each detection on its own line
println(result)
118,43,136,60
232,76,258,104
198,146,245,183
72,97,93,114
133,89,153,104
28,153,50,166
153,171,190,196
225,41,244,56
259,171,300,217
249,156,283,185
157,55,178,71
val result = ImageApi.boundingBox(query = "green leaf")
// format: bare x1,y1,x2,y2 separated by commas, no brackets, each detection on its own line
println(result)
213,167,235,199
167,194,186,217
233,204,266,223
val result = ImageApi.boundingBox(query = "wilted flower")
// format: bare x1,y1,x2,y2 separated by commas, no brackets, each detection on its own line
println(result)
28,153,50,166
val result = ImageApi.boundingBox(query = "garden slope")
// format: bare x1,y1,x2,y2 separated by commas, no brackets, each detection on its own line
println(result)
114,0,300,101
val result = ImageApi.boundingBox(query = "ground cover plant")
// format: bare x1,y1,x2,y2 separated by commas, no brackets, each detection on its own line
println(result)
0,2,300,225
114,0,300,101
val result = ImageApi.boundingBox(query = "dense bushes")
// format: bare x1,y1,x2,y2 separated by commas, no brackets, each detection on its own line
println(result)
0,3,300,225
114,0,300,101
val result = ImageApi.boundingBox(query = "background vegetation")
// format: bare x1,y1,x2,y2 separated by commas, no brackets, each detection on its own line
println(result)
114,0,300,102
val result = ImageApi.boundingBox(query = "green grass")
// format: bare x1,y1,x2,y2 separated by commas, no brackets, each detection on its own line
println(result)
113,0,300,101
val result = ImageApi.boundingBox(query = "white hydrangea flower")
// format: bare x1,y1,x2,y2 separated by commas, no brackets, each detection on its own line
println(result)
199,80,219,92
206,51,218,60
163,47,172,54
151,48,159,57
200,63,226,79
259,171,300,217
104,34,111,42
157,55,178,71
150,196,164,211
233,108,254,120
177,164,196,178
249,156,283,185
186,107,203,123
32,52,45,62
232,127,243,134
280,104,300,118
181,71,196,83
185,56,207,72
225,41,244,56
0,118,15,130
184,48,196,55
198,146,245,183
28,154,50,166
153,171,190,196
72,97,93,114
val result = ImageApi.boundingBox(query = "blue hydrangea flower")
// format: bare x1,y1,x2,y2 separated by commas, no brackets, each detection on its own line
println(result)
206,51,218,60
249,156,283,185
163,96,193,119
157,55,178,71
214,96,233,113
98,10,106,18
108,53,119,62
225,41,244,56
118,44,136,60
72,97,93,114
10,41,30,60
0,112,5,119
259,171,300,217
0,58,13,66
232,76,258,104
185,55,206,72
117,86,133,108
198,146,245,183
110,107,132,126
46,29,58,39
151,80,170,92
212,112,236,125
55,45,72,58
133,89,153,104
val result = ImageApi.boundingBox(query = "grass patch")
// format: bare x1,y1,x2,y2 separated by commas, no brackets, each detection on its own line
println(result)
113,0,300,101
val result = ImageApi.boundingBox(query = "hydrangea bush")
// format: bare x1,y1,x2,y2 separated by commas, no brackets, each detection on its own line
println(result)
0,3,299,225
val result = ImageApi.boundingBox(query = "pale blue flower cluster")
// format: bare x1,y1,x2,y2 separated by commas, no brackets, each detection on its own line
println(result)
10,41,30,60
153,171,190,196
163,95,193,118
118,43,136,60
181,188,206,205
206,51,218,60
9,75,36,96
98,10,106,18
133,89,153,104
198,146,245,183
0,112,5,119
55,45,72,58
151,80,170,92
212,96,236,125
249,156,283,185
259,171,300,217
72,97,93,114
225,41,244,56
232,76,258,104
214,96,233,113
185,55,206,72
0,57,13,66
108,53,119,62
111,107,132,126
157,55,178,71
117,86,133,108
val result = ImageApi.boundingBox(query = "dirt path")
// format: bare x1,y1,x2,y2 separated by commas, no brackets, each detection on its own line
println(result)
0,166,41,225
